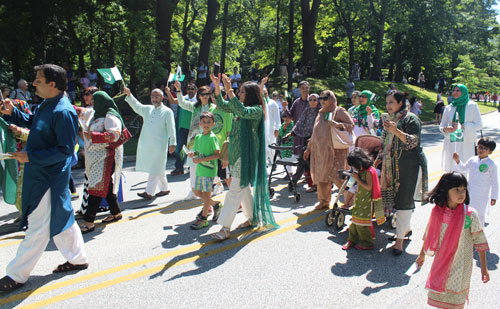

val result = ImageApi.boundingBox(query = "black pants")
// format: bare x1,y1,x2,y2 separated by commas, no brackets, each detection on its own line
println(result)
69,176,76,194
292,137,310,183
83,176,120,223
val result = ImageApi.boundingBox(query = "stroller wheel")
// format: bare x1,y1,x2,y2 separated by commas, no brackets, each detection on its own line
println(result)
269,188,275,198
295,193,301,202
335,212,345,230
388,213,397,229
325,210,336,227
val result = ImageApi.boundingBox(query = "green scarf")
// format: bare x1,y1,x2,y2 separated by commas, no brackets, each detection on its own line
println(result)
356,90,380,118
239,106,279,230
451,84,469,124
0,117,18,205
92,91,125,127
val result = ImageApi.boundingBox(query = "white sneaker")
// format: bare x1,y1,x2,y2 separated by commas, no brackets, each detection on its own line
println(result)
213,182,224,196
184,190,198,201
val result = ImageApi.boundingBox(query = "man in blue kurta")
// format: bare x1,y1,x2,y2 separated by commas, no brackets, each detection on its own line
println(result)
0,64,88,292
123,86,176,199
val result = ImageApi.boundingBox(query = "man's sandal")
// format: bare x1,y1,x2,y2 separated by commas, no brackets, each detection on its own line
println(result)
53,261,89,273
211,228,230,241
80,224,95,234
0,276,23,292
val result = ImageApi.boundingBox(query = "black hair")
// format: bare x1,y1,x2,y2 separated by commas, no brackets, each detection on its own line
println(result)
478,137,496,151
241,81,264,108
427,172,470,207
195,85,210,109
409,96,417,107
34,64,67,91
200,111,215,122
347,147,373,170
386,90,407,113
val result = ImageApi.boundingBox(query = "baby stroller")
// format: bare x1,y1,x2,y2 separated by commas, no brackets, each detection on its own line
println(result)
267,138,301,202
325,134,396,230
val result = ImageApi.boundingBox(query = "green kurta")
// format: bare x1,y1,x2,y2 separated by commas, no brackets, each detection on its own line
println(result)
215,96,262,178
278,121,294,158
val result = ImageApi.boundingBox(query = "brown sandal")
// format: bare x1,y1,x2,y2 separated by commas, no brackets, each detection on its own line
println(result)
102,214,122,223
237,220,252,229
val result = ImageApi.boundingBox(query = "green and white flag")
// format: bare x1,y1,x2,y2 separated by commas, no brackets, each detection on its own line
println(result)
168,66,185,82
97,66,123,84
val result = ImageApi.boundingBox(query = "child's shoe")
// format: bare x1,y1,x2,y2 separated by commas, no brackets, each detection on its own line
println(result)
196,207,213,220
191,217,209,230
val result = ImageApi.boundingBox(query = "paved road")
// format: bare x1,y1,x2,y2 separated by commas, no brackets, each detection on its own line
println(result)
0,112,499,308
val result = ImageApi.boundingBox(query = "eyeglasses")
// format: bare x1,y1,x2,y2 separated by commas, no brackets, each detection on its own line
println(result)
319,96,330,101
187,88,196,90
84,92,91,96
199,93,210,96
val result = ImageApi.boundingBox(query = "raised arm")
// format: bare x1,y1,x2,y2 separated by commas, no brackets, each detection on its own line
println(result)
174,81,195,112
123,87,148,117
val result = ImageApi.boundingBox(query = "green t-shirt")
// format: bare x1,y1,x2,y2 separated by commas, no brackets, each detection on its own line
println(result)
212,108,233,149
193,132,220,177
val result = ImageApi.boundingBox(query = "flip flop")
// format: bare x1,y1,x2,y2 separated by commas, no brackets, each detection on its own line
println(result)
102,214,122,223
80,224,95,234
342,241,354,250
306,186,317,193
53,261,89,273
0,276,23,292
314,203,329,210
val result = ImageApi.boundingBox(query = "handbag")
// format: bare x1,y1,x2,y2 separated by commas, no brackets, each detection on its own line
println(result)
330,107,355,149
109,127,132,149
219,138,229,163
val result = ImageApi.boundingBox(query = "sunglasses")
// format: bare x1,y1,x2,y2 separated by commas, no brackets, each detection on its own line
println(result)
199,93,210,96
319,96,330,101
187,88,196,90
84,92,91,96
360,95,367,98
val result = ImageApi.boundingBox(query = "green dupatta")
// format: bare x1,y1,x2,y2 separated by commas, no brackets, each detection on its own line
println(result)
239,103,279,230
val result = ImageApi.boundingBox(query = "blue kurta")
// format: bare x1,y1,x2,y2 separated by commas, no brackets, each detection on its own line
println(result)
7,94,78,237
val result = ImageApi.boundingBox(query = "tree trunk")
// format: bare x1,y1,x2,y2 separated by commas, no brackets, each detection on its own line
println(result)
220,1,229,73
198,0,220,69
129,36,138,93
300,0,321,72
274,0,281,69
181,0,197,76
157,0,180,71
370,0,388,80
394,32,403,82
288,0,295,91
64,8,85,73
11,45,20,84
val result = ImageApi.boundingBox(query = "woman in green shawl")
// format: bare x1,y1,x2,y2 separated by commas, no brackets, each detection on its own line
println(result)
78,91,125,233
352,90,380,135
210,73,279,240
439,84,483,171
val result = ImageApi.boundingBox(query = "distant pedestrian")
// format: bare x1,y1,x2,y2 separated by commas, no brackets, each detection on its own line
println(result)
346,78,355,106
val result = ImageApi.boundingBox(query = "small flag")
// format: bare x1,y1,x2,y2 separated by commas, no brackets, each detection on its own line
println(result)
97,66,123,84
168,66,185,82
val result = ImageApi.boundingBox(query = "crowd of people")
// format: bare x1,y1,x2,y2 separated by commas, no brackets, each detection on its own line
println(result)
0,63,495,309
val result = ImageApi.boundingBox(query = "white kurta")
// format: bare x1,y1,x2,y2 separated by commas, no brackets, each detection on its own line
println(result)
125,94,176,176
439,101,482,171
453,156,498,225
265,98,281,161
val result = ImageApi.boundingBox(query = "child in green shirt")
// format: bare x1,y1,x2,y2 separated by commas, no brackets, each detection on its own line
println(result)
188,112,221,229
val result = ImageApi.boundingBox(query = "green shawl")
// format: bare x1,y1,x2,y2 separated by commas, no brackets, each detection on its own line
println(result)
451,84,469,124
240,106,279,230
0,117,18,205
356,90,380,118
92,91,125,126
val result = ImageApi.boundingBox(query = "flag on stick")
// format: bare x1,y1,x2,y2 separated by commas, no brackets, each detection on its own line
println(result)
97,66,123,84
168,66,185,82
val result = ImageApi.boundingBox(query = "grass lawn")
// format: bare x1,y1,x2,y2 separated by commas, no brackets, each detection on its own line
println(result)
271,78,497,122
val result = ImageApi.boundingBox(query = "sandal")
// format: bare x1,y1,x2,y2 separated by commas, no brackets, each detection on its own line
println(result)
342,241,354,250
0,276,23,292
80,224,95,234
102,214,122,223
53,261,89,273
388,230,412,242
314,203,329,210
211,228,230,241
237,220,252,229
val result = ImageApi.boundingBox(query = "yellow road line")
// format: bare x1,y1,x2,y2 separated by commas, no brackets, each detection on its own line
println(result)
0,208,318,306
19,214,324,309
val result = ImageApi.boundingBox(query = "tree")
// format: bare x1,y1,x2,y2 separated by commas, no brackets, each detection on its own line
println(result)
180,0,198,76
299,0,321,71
369,0,388,80
156,0,180,71
220,1,229,72
197,0,220,70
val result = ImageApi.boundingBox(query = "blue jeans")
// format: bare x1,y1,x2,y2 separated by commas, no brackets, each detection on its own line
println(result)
174,128,189,170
